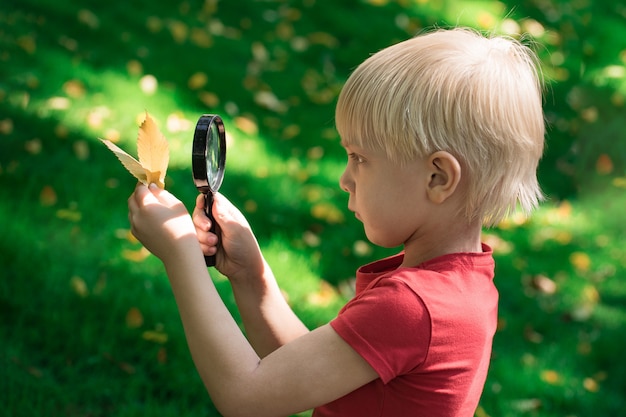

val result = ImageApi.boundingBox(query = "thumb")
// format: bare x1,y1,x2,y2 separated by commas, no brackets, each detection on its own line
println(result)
213,192,249,227
148,183,182,208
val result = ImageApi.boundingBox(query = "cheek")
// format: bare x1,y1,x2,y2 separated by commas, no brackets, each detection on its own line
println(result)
360,200,414,248
360,181,424,247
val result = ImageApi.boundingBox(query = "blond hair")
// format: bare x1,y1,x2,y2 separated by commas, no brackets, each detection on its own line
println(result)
335,28,545,226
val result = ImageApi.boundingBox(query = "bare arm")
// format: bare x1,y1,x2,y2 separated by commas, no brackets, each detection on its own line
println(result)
129,185,378,416
192,193,308,356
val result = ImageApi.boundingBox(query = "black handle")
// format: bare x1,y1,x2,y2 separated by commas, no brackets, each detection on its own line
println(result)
204,192,219,267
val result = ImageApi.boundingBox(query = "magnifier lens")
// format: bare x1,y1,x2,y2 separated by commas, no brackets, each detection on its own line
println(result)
206,122,220,188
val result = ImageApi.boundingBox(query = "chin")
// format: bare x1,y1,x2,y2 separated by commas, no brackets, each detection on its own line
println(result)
364,230,401,249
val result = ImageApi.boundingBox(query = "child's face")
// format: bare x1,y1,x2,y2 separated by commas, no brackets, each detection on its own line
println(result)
339,142,431,249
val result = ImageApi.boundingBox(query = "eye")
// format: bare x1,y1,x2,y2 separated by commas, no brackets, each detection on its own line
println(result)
349,153,365,164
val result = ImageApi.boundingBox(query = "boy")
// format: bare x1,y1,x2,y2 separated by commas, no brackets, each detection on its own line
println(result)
128,28,545,417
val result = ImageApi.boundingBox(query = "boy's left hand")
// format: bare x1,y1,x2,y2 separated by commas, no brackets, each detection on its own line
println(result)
128,183,197,263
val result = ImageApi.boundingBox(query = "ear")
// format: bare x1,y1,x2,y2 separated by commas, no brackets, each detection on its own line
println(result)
426,151,462,205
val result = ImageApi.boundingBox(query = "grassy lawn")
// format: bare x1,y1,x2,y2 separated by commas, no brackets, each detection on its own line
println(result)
1,0,625,416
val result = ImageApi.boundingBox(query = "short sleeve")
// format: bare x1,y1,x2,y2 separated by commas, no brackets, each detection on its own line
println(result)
330,277,431,383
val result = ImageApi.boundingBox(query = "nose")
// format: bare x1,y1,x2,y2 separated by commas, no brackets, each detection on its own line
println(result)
339,166,353,193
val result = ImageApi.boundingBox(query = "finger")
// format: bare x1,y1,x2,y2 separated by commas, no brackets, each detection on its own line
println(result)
195,193,205,211
132,183,159,207
148,183,182,208
192,194,211,231
199,241,217,256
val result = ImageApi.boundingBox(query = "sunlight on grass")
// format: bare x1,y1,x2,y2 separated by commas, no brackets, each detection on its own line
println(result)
3,0,626,415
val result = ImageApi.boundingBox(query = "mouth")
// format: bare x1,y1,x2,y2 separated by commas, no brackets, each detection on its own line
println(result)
347,202,360,221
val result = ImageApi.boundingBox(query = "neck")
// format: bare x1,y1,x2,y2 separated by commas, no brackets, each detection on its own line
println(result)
400,218,483,268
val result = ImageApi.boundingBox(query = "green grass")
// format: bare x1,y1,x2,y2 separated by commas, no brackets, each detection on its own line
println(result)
1,0,625,416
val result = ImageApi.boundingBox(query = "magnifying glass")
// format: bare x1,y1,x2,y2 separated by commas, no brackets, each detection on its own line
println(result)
192,114,226,267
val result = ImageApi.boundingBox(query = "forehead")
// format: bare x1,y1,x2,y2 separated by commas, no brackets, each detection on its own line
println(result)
340,137,370,154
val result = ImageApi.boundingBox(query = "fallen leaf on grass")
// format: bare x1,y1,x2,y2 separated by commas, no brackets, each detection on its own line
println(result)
70,276,89,298
541,369,561,385
583,377,600,392
188,72,208,90
142,330,168,344
311,202,344,224
0,118,14,134
100,112,169,189
307,280,339,307
570,252,591,272
596,154,613,175
234,116,258,135
56,208,82,222
39,186,57,206
103,352,136,374
122,247,151,262
157,347,168,364
511,398,542,412
531,274,557,295
126,307,144,329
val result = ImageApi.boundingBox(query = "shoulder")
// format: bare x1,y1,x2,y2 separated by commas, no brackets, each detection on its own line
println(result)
331,274,433,381
343,271,432,322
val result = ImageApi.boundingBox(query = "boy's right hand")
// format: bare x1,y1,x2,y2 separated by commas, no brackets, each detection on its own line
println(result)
192,193,265,282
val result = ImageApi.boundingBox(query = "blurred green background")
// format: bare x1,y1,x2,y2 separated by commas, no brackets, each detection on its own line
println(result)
1,0,625,416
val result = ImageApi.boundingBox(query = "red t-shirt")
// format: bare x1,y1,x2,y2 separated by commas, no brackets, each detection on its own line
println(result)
313,244,497,417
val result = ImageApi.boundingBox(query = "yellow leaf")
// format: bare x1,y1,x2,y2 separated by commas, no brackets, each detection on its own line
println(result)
570,252,591,272
137,112,169,188
157,347,168,364
541,369,561,385
581,285,600,303
307,281,339,307
16,35,36,54
63,79,86,98
190,28,213,48
311,202,345,224
596,154,613,175
126,307,144,328
25,139,42,154
583,377,599,392
353,240,372,257
77,9,100,29
39,186,57,206
126,59,143,76
234,116,258,135
70,276,89,298
244,199,258,213
100,112,169,189
56,208,82,222
531,274,557,295
0,118,14,134
307,32,339,48
613,177,626,189
198,91,219,107
557,200,572,218
122,247,151,262
188,72,208,90
73,140,90,160
142,330,168,344
167,20,188,44
100,139,148,184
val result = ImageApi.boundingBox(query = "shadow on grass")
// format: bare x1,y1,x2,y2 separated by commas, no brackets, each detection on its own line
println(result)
2,0,626,416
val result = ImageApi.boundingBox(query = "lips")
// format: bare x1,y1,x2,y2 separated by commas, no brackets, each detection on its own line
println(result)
347,200,360,220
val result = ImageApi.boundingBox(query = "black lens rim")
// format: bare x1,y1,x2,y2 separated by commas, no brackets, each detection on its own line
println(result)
192,114,226,193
